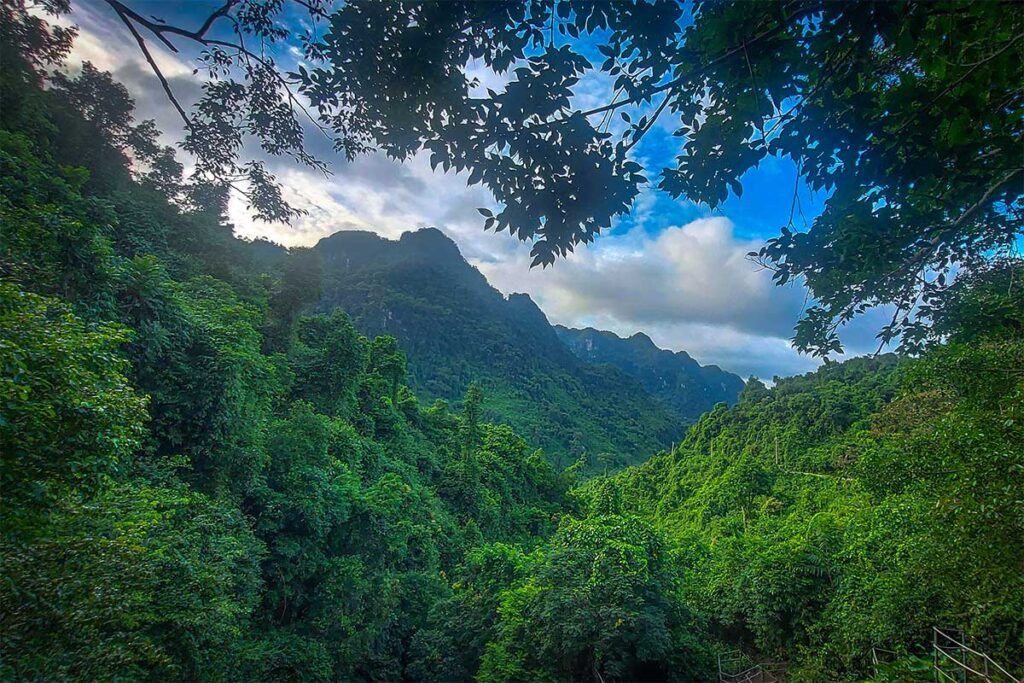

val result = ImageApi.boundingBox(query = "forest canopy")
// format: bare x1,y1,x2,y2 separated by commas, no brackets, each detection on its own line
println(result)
85,0,1023,354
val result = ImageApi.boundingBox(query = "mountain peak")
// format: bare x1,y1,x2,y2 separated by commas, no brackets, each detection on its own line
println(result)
316,227,471,276
398,227,463,263
627,331,658,349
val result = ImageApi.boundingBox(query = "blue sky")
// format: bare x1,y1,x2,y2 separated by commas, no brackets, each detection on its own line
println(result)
67,0,890,380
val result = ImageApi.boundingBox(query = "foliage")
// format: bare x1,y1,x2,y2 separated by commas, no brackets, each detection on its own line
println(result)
0,284,262,681
478,515,712,683
89,0,1022,354
580,329,1024,679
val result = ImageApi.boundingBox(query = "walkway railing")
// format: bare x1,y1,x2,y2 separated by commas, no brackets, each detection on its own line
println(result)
718,627,1021,683
717,651,785,683
872,645,898,678
933,627,1022,683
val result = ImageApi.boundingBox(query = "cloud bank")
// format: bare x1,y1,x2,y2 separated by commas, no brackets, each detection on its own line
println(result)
477,218,821,379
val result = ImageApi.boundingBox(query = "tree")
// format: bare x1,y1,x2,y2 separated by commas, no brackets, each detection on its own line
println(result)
0,283,263,681
478,514,711,683
460,380,484,457
904,257,1024,349
265,247,322,352
368,335,407,404
72,0,1022,355
0,282,146,504
289,311,365,417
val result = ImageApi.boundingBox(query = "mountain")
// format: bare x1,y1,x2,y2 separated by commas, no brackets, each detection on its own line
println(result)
554,326,744,421
313,228,690,469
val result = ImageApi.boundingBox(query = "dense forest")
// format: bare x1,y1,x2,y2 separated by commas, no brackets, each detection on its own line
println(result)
2,1,1022,682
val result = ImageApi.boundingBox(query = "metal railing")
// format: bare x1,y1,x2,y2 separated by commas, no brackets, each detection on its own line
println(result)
716,627,1021,683
717,651,784,683
933,627,1022,683
872,645,898,678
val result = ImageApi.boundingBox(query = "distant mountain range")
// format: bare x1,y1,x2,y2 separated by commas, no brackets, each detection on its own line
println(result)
311,228,743,469
554,326,745,423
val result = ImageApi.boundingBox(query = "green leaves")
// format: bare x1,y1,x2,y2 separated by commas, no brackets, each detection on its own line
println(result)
578,329,1024,678
478,515,711,683
0,283,146,500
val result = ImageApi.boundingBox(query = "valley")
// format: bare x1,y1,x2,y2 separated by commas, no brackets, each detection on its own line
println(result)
310,228,744,469
1,2,1021,682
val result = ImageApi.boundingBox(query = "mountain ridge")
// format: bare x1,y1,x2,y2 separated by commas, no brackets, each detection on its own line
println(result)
312,227,741,468
554,324,744,422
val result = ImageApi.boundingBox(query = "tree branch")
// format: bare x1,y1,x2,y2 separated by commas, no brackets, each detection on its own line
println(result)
106,0,235,49
893,32,1024,135
622,87,675,153
107,0,333,151
566,1,820,123
888,167,1023,281
111,3,190,128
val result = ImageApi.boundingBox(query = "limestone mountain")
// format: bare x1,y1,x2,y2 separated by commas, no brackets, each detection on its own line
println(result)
313,228,690,468
554,326,744,422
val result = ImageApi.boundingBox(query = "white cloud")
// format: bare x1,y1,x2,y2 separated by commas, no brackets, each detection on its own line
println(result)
67,2,194,78
475,218,893,379
478,217,806,336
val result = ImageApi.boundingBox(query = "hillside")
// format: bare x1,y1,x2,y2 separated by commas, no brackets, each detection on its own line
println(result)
579,340,1024,677
313,228,693,469
555,326,744,421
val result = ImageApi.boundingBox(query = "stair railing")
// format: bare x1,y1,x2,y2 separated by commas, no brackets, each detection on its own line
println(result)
717,650,784,683
933,627,1022,683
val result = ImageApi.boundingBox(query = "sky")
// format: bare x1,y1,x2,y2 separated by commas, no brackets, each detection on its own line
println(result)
64,0,895,380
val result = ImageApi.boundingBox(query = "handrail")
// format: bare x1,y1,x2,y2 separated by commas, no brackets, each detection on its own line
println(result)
722,663,784,683
933,627,1022,682
715,627,1020,683
872,645,897,677
718,650,759,683
936,628,993,663
721,665,763,683
936,645,997,679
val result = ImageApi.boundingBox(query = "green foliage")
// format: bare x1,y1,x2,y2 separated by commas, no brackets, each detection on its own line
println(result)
906,258,1024,349
478,515,712,683
288,310,364,418
580,339,1024,679
0,284,262,681
304,0,1022,354
0,282,145,501
460,380,484,456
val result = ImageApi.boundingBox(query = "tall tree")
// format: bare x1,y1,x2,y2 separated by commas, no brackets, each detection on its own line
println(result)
460,380,484,458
